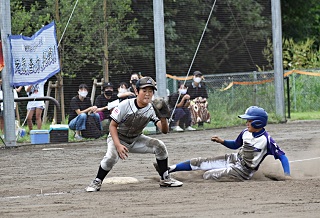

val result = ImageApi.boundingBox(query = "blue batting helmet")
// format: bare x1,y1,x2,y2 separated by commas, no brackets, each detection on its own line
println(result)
238,106,268,128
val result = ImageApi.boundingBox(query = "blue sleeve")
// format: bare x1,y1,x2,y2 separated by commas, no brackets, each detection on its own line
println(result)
279,154,290,175
223,140,241,150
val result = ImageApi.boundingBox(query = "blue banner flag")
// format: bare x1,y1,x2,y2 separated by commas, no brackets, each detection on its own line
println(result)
9,21,60,86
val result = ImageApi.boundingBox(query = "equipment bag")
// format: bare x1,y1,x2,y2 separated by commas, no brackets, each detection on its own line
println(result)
81,115,102,139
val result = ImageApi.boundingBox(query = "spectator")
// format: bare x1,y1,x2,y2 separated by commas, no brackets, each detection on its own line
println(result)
24,80,47,131
186,71,210,127
94,82,118,135
127,73,140,94
168,83,195,132
117,81,135,102
68,84,102,140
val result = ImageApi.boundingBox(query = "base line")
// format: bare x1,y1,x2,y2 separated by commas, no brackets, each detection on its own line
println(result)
289,157,320,163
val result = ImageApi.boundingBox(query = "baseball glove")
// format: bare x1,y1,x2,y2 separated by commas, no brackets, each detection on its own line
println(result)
152,97,171,119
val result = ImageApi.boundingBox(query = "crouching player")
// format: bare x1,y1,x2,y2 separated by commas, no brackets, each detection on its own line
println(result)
155,106,290,181
86,76,183,192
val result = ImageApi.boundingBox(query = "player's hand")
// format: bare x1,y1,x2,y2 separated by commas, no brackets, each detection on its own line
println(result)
211,136,223,144
116,144,129,160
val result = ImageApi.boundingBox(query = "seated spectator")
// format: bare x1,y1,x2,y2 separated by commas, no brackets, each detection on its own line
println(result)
117,82,136,102
68,84,103,140
168,83,196,132
187,71,211,127
94,82,118,135
127,73,140,94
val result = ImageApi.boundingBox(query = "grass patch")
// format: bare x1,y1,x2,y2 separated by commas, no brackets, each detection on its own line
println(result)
7,111,320,145
288,111,320,121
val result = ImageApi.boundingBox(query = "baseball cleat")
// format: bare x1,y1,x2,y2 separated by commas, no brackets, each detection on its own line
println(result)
85,179,102,192
160,176,183,187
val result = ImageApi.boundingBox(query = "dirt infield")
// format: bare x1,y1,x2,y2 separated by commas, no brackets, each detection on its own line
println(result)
1,120,320,218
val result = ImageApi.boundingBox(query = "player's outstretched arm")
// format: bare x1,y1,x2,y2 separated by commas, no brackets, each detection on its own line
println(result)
279,154,291,176
211,136,223,143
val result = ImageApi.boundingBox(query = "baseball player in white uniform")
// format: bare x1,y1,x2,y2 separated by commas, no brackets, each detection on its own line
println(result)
155,106,291,181
86,76,183,192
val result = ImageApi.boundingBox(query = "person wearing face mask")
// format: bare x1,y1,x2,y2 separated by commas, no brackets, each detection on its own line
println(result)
187,71,210,127
94,82,118,135
68,84,103,140
117,82,136,102
127,73,140,94
168,83,196,132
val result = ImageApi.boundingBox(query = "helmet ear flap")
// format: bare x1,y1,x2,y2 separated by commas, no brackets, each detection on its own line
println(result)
251,120,264,129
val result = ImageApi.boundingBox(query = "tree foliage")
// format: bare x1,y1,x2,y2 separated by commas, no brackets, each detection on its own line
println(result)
9,0,320,81
263,38,320,70
282,0,320,46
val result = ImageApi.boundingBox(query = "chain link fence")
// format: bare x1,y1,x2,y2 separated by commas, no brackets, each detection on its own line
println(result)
167,69,320,121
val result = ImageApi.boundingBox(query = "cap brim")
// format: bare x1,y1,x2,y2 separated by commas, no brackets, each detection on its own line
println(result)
140,84,157,91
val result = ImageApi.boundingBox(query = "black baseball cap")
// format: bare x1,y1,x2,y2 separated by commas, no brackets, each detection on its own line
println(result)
79,84,88,90
102,82,114,89
136,76,157,90
193,71,202,76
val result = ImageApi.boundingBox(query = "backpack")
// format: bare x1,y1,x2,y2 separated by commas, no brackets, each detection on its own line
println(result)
81,115,102,139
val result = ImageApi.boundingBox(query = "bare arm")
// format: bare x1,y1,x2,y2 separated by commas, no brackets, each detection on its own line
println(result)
176,94,190,108
25,85,32,92
15,86,23,93
156,118,169,134
75,106,97,115
117,92,135,98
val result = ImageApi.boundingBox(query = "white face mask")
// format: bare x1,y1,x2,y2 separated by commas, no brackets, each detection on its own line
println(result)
179,89,187,95
194,77,201,83
119,88,127,93
79,91,88,97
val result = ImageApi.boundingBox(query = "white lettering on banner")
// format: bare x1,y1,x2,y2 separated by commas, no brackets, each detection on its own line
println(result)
9,21,60,86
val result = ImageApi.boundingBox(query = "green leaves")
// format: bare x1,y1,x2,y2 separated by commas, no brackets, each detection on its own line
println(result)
263,38,320,70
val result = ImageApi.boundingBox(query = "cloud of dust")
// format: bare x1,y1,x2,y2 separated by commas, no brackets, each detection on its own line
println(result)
254,150,320,181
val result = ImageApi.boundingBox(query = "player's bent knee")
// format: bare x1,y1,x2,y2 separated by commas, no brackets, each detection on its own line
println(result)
100,156,119,171
153,140,168,160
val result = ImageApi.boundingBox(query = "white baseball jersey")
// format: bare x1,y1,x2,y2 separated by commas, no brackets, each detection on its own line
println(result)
100,98,168,172
110,98,159,142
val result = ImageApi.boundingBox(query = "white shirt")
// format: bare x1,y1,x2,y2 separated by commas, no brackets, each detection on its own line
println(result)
25,80,47,109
